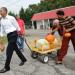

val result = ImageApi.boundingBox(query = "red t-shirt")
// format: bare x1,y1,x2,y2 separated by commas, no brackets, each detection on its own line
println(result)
17,19,25,35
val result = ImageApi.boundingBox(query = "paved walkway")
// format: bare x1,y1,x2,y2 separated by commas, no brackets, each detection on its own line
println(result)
0,29,75,75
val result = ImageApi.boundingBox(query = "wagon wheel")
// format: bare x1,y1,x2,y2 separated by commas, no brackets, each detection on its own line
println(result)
38,54,49,63
43,55,49,63
31,51,38,59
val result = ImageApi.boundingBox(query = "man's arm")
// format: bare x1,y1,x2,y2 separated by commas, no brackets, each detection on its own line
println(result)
0,24,5,37
72,20,75,25
0,18,4,37
11,17,21,31
65,18,75,32
51,25,60,34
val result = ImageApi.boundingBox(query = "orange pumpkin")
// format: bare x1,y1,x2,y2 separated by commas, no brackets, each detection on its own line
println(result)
45,34,55,43
64,32,71,37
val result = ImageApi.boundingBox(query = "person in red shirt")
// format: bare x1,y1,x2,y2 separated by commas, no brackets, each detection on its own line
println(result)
15,15,25,51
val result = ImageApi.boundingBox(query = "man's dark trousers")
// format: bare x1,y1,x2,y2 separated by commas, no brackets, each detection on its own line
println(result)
5,31,26,69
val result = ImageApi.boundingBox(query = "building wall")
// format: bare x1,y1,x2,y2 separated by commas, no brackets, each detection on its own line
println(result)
36,21,43,29
36,19,50,29
44,20,50,29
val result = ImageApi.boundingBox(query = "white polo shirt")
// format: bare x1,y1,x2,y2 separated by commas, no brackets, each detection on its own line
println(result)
0,15,20,36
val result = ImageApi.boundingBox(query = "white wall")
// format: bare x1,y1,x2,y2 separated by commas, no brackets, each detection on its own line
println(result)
36,21,43,29
36,19,50,29
44,20,50,29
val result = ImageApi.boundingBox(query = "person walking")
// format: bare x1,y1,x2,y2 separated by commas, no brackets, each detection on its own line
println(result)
15,15,25,52
55,10,75,64
0,7,27,73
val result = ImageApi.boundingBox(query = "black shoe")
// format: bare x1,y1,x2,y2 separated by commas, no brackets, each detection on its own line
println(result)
0,68,10,73
19,59,27,66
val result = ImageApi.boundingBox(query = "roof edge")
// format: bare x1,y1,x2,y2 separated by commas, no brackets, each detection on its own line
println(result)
33,5,75,15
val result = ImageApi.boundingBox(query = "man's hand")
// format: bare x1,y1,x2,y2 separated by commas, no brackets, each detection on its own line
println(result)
51,28,58,34
64,29,69,33
64,26,75,33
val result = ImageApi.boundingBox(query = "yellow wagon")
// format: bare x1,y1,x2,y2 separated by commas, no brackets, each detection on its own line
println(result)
25,37,61,63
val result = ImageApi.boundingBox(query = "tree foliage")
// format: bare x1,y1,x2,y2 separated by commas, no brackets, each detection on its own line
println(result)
8,11,15,17
19,7,25,22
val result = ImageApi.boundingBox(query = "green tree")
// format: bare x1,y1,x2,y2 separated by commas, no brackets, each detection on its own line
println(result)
29,4,39,13
24,8,34,28
8,11,15,16
71,0,75,5
19,7,25,22
39,0,72,11
56,0,72,8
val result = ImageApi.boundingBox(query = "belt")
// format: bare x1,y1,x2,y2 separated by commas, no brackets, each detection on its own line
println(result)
7,31,17,36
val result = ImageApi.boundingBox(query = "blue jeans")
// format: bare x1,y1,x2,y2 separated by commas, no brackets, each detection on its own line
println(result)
17,36,24,50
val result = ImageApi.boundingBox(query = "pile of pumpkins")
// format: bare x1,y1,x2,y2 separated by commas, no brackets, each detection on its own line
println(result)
35,32,71,51
36,34,58,50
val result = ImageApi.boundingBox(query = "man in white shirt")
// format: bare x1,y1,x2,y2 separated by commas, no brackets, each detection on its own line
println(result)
0,7,27,73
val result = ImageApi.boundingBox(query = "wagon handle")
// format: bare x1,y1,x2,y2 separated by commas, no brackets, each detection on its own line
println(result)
24,37,32,52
